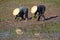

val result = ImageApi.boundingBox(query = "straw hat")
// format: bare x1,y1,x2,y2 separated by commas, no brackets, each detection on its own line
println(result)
13,8,20,16
31,6,37,14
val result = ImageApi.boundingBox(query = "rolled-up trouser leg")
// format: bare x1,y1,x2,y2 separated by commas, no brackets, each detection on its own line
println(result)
21,14,25,20
37,15,41,21
37,12,45,21
37,13,41,21
41,10,45,20
42,14,45,20
25,9,28,20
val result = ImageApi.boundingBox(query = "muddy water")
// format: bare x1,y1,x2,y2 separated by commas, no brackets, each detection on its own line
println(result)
0,31,60,40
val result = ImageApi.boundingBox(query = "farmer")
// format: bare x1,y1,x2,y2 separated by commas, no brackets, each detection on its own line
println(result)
13,6,28,21
31,5,46,21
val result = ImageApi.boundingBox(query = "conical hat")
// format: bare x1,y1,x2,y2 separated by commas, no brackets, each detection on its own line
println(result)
31,6,37,14
13,8,20,16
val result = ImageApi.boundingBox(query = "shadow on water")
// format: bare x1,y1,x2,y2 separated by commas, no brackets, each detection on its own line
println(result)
45,16,58,20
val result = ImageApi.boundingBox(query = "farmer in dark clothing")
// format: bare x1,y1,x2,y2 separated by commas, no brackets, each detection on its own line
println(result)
35,5,46,21
15,6,28,21
31,5,46,21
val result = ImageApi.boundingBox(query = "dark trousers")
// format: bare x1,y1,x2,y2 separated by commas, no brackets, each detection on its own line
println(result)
24,9,28,19
34,10,45,21
37,13,45,21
